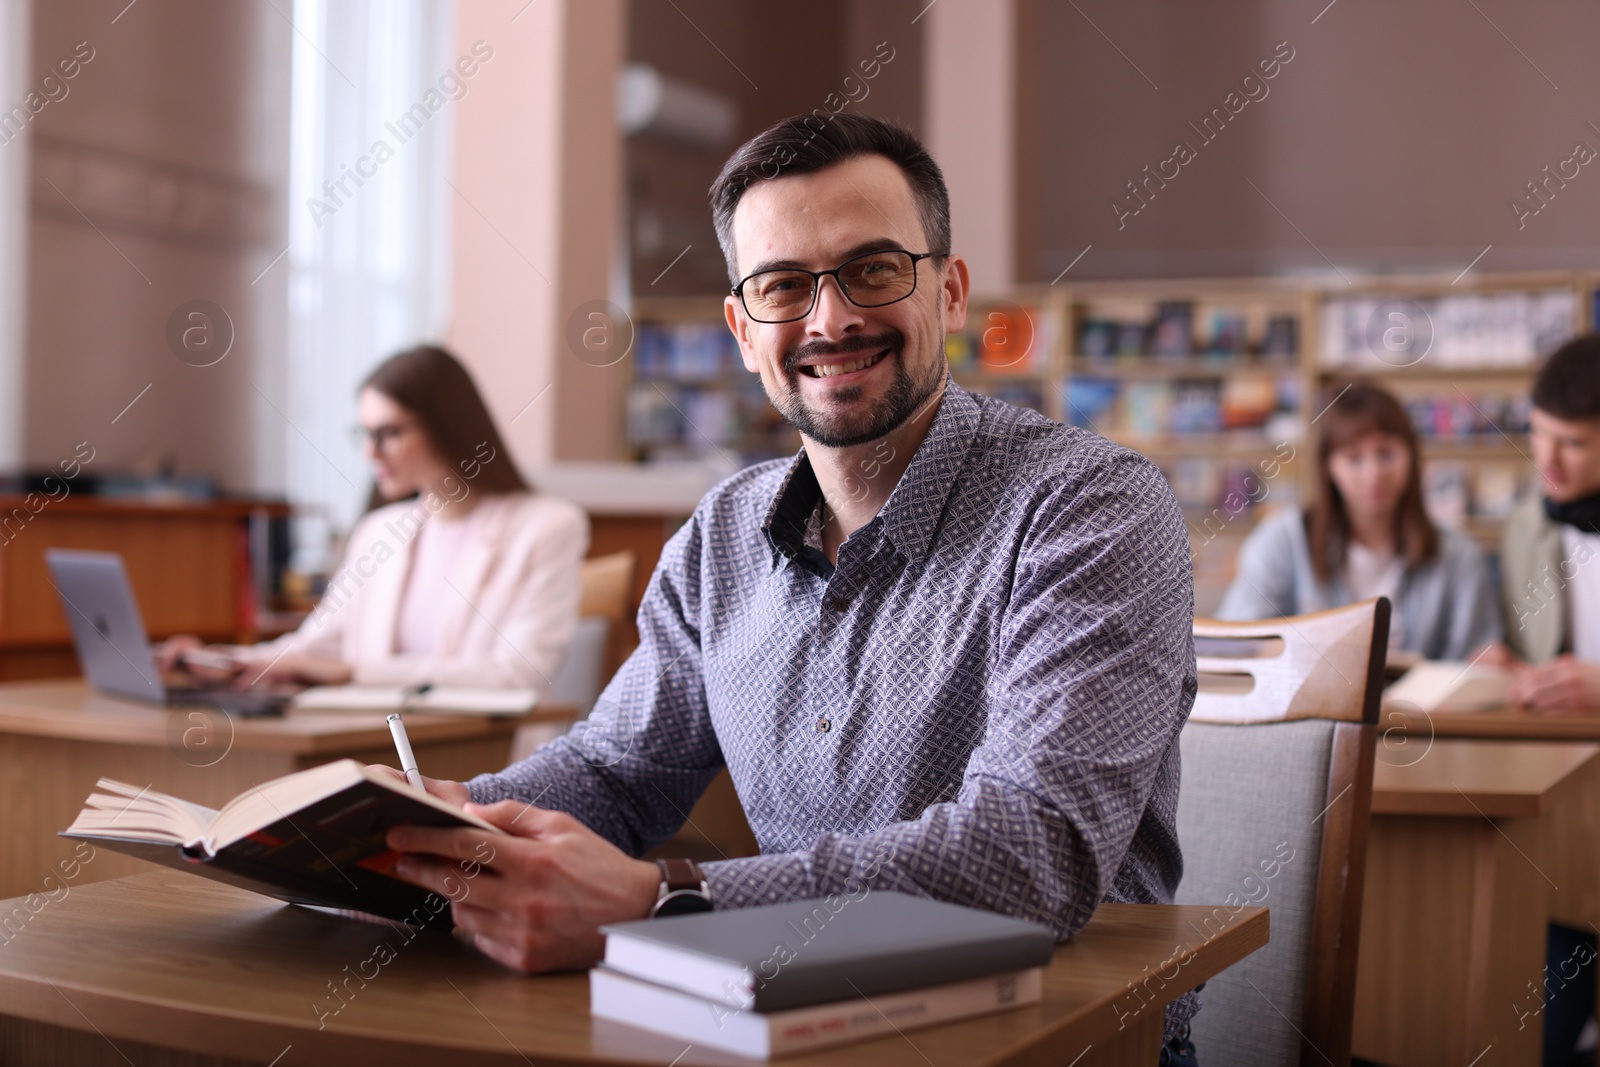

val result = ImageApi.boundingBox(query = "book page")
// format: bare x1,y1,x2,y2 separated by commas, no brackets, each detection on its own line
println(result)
64,778,217,847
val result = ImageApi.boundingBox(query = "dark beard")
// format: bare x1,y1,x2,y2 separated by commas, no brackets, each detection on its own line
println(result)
771,332,944,448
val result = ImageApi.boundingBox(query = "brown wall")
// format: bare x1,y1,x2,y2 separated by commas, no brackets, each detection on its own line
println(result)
1022,0,1600,281
626,0,926,296
23,0,289,489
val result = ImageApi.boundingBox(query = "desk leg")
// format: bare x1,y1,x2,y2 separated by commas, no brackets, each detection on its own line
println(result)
1078,1010,1163,1066
2,1015,262,1066
1354,814,1547,1067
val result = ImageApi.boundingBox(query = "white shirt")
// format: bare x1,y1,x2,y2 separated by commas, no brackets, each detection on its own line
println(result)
1561,526,1600,662
1345,541,1406,649
395,510,477,655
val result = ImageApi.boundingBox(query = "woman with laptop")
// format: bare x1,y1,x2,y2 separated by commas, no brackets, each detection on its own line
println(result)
160,345,588,691
1216,380,1501,659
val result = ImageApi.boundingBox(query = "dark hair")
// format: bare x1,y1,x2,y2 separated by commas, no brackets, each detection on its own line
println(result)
1305,381,1438,583
360,345,528,511
709,113,950,285
1533,332,1600,421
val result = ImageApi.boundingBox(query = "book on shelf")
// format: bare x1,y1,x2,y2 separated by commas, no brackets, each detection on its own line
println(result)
597,891,1055,1013
1076,302,1297,362
62,759,499,923
1319,288,1574,368
590,964,1044,1058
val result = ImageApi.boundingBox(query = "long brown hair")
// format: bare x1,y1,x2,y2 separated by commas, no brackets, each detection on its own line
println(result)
1305,380,1438,583
360,345,529,511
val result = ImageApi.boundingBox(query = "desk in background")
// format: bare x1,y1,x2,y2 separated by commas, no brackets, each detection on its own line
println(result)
1354,739,1600,1066
1386,705,1600,741
0,870,1266,1066
0,495,293,682
0,680,565,900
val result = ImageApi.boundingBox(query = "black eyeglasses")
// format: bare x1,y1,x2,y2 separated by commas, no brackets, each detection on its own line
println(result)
732,249,948,324
349,421,418,452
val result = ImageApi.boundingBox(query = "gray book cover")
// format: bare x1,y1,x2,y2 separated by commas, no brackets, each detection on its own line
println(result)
600,891,1055,1012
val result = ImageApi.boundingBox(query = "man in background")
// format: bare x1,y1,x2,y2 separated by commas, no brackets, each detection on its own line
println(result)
1496,333,1600,710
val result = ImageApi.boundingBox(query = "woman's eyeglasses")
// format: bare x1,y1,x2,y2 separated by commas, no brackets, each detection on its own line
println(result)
732,249,947,324
349,421,417,452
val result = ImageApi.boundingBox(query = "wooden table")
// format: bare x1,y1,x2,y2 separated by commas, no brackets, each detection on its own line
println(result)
0,871,1266,1067
1353,739,1600,1066
1384,704,1600,742
0,680,551,900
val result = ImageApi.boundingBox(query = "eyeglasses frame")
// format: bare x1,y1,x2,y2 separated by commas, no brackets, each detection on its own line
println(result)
730,248,950,324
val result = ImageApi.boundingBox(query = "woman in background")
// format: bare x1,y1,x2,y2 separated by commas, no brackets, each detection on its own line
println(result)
1217,380,1500,659
162,345,587,691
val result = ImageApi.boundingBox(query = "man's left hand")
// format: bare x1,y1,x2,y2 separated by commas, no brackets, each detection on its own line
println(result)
1508,654,1600,713
387,800,662,972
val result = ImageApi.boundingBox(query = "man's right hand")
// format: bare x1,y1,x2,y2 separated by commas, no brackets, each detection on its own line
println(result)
367,764,471,807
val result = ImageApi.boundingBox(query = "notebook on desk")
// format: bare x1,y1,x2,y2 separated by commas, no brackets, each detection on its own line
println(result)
292,685,538,716
44,548,292,717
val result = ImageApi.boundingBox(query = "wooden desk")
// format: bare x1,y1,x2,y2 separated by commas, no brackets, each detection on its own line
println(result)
0,680,523,900
1385,705,1600,742
1354,739,1600,1066
0,871,1266,1067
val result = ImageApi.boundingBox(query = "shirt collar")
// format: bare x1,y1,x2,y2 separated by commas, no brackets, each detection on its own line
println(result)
761,380,984,574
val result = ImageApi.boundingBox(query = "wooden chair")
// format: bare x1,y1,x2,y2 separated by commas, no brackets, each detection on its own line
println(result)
509,551,637,763
1175,597,1389,1067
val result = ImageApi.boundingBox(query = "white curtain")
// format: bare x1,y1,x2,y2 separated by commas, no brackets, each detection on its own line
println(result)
286,0,454,569
0,0,30,468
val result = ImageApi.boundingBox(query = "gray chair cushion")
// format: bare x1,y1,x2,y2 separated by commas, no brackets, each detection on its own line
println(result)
547,616,611,713
1175,718,1336,1067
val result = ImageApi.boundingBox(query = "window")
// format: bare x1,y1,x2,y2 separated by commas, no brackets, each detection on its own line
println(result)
285,0,453,568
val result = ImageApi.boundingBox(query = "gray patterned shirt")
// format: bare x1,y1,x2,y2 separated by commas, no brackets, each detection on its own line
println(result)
469,381,1198,1036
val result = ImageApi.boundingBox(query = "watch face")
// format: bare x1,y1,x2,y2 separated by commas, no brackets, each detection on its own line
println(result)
653,888,713,917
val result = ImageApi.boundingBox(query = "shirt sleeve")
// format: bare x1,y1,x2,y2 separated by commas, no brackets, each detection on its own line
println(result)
697,449,1196,940
463,506,725,855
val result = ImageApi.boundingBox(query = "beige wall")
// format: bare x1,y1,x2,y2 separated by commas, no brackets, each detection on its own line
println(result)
23,0,289,487
448,0,625,465
925,0,1015,291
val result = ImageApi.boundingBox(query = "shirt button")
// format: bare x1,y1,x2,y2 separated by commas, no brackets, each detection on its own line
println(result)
816,717,832,733
828,596,850,612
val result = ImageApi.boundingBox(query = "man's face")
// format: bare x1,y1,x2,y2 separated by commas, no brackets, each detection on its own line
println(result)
1531,407,1600,503
723,154,967,449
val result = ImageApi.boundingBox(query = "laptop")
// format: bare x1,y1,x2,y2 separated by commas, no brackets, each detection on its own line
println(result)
44,548,290,716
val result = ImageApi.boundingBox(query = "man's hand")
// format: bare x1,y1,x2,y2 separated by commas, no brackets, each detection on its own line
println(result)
1508,654,1600,713
387,800,661,972
366,764,471,807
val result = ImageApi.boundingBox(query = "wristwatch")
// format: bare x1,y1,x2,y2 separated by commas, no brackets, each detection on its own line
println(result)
650,858,713,918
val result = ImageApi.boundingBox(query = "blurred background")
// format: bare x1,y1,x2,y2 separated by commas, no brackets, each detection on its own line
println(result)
1,0,1597,670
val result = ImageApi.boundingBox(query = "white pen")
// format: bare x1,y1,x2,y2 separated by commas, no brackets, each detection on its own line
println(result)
386,713,425,790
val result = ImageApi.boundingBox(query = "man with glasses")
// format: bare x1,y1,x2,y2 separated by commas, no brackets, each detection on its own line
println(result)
386,114,1200,1063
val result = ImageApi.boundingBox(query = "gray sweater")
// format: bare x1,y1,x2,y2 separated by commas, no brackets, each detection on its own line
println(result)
1216,507,1503,660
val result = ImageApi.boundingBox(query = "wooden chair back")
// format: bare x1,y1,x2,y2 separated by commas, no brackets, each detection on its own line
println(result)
579,551,636,623
1177,597,1389,1067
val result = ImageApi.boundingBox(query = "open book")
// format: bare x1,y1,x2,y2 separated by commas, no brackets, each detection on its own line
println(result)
64,759,500,923
1383,661,1511,714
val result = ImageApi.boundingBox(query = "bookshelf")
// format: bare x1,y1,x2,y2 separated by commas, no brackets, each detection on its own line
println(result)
628,271,1595,612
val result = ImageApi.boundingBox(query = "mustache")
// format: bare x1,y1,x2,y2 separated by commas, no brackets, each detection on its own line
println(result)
784,331,902,374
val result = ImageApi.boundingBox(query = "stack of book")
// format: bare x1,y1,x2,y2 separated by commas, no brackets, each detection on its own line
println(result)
590,892,1055,1058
